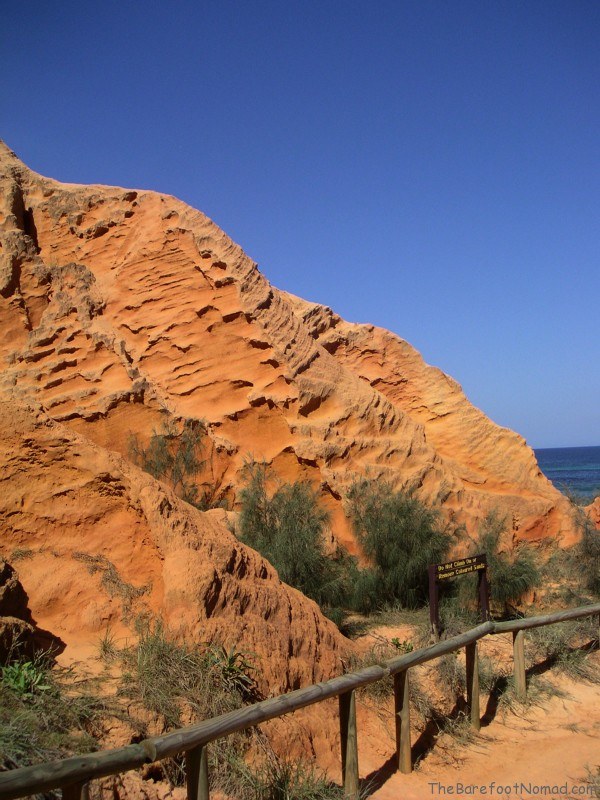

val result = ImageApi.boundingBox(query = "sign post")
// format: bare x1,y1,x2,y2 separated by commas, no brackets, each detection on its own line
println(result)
428,554,489,639
428,564,440,639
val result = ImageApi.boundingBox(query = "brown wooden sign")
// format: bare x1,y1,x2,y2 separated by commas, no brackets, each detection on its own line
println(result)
428,553,490,638
435,554,487,581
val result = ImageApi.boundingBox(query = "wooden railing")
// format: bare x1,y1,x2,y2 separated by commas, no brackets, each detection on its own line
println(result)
1,603,598,800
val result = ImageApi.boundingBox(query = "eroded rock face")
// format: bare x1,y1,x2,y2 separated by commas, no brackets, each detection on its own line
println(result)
0,141,577,550
0,400,345,693
586,497,600,529
0,560,35,661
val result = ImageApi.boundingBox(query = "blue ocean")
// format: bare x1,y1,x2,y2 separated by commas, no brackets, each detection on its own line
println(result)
534,445,600,501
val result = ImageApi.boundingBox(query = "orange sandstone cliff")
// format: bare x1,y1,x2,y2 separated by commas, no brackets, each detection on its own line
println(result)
0,141,579,670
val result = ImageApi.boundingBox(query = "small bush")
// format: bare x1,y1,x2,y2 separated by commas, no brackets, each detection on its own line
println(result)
466,511,540,615
346,479,451,611
243,756,346,799
118,619,257,731
239,464,354,610
0,653,112,775
117,618,258,788
576,511,600,596
129,418,224,510
1,658,50,700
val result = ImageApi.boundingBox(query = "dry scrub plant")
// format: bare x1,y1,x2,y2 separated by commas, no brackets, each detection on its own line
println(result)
0,650,115,781
346,479,452,612
239,462,355,615
129,417,225,510
456,511,540,617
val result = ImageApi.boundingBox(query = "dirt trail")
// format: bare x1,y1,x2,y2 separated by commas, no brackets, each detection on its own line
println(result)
361,659,599,800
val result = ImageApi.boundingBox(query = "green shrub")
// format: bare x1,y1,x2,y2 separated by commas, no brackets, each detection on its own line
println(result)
464,511,540,615
117,618,258,788
239,464,354,610
129,418,223,510
346,479,451,611
576,511,600,596
1,658,50,700
243,756,346,799
0,654,112,775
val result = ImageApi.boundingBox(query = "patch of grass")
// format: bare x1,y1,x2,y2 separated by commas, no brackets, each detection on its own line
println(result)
8,548,34,562
538,518,599,606
365,604,429,629
343,641,396,702
72,552,150,612
118,618,257,730
436,653,466,698
526,621,599,680
350,605,429,646
97,627,119,663
477,653,506,695
581,765,600,798
241,755,347,799
437,712,477,746
408,675,438,724
116,618,259,788
0,653,114,778
438,597,480,639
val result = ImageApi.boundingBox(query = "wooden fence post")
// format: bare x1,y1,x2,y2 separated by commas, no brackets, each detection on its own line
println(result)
513,630,526,702
339,690,360,800
186,744,209,800
62,782,89,800
465,642,480,731
394,669,412,773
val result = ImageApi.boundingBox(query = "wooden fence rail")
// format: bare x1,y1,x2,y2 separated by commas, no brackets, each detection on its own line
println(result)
1,603,598,800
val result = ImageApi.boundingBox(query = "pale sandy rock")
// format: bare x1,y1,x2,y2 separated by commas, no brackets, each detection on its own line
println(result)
585,496,600,528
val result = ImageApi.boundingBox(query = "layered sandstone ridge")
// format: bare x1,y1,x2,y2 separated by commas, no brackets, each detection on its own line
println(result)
0,399,345,694
0,141,576,550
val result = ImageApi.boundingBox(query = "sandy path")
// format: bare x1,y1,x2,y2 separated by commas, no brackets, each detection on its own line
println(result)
362,667,599,800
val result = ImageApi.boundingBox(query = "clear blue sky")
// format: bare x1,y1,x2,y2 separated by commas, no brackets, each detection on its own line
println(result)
2,1,598,448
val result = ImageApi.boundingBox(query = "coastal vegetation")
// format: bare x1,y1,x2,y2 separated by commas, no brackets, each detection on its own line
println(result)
237,468,555,628
346,478,452,611
0,625,346,799
128,418,225,511
576,510,600,595
459,511,541,616
239,463,355,619
238,466,459,624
